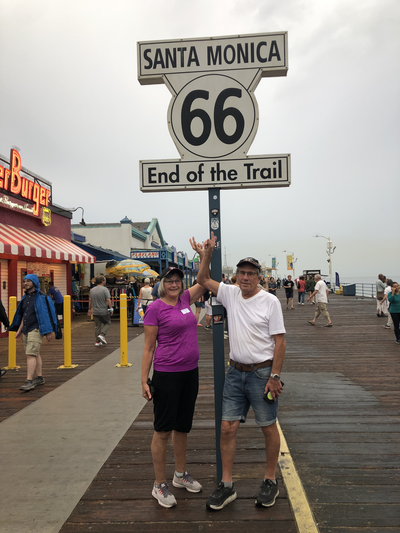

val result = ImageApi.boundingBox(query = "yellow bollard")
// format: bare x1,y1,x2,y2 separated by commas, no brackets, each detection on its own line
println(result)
58,295,78,369
5,296,20,370
115,293,132,368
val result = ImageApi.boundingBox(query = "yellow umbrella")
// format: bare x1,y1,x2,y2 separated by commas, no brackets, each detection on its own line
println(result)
106,259,151,276
136,269,159,279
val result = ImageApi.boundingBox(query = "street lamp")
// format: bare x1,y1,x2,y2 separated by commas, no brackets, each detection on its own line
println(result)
69,206,86,226
282,250,297,279
314,235,336,292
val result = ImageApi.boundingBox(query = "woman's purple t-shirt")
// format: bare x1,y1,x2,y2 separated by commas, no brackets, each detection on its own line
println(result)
144,290,199,372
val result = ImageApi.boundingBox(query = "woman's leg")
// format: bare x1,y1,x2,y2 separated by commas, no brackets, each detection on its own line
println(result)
391,313,400,341
151,431,172,484
172,431,188,473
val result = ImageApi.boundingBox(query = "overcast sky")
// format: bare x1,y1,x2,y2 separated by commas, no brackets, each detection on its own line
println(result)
1,0,399,279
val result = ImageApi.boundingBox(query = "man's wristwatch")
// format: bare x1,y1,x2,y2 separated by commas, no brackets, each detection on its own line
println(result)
270,373,281,381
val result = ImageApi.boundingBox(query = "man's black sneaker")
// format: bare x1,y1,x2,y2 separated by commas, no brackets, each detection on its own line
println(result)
19,380,36,392
255,479,279,507
206,482,237,510
33,376,45,386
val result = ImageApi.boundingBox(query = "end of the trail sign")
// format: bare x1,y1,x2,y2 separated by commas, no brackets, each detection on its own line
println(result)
140,155,290,192
137,31,291,192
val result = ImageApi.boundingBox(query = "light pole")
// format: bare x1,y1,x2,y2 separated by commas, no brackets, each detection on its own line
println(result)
69,207,86,226
314,235,336,292
283,250,297,279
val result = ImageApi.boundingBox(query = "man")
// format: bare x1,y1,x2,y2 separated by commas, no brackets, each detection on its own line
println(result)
152,276,161,300
47,281,64,320
88,275,113,346
283,275,295,309
306,275,316,304
9,274,57,391
307,274,333,327
190,233,286,511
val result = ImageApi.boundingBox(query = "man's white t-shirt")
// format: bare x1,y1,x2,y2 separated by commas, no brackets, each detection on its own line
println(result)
314,280,328,303
217,282,286,364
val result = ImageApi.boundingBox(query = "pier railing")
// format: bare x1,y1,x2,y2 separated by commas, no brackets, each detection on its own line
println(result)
342,283,376,298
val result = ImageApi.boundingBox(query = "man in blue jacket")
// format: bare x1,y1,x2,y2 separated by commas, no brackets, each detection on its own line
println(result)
9,274,57,391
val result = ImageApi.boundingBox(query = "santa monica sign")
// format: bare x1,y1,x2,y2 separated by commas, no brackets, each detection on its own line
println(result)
137,32,290,192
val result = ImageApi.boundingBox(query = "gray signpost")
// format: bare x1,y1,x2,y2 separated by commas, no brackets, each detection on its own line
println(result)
137,31,290,481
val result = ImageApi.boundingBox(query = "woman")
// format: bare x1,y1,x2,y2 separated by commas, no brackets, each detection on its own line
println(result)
376,274,387,317
388,282,400,344
297,276,306,305
136,278,152,315
141,266,206,508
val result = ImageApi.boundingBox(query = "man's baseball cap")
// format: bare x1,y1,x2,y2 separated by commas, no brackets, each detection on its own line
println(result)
236,257,262,269
160,266,184,280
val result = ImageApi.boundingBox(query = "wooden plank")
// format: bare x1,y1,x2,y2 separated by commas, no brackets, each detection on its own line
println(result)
66,499,294,523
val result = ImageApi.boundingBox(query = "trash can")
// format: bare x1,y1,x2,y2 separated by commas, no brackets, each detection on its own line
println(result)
342,284,356,296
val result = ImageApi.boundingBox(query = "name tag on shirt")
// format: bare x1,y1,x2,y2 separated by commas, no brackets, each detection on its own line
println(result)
181,308,190,314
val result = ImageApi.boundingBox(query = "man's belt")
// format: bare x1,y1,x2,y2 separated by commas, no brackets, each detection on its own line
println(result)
229,359,272,372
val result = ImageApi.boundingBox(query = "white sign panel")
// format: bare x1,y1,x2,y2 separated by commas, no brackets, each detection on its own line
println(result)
137,32,290,192
138,32,288,83
140,155,290,192
131,251,160,259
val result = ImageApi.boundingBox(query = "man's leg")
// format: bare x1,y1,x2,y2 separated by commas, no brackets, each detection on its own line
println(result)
26,355,37,381
101,314,112,336
262,422,280,480
220,420,240,482
93,315,102,341
319,303,332,325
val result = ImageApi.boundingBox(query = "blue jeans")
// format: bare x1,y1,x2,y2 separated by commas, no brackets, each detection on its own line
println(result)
298,291,305,303
222,364,277,427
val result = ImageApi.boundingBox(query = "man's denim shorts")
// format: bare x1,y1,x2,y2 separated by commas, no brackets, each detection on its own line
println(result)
222,364,277,427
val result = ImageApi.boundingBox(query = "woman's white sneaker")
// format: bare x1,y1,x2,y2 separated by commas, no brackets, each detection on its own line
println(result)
173,471,202,493
152,482,177,508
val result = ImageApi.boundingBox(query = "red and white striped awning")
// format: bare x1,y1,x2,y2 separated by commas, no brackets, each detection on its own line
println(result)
0,223,96,263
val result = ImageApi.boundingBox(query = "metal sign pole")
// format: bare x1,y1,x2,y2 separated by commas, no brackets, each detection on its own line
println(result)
208,188,225,482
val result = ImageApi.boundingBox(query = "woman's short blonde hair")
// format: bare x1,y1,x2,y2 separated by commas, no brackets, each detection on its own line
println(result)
144,278,150,284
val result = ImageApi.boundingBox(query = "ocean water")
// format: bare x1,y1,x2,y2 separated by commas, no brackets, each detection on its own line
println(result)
340,276,400,285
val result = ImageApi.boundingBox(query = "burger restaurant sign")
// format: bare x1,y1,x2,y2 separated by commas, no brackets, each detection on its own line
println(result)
0,148,52,225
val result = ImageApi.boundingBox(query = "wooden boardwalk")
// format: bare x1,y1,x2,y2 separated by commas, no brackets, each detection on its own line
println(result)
0,315,143,422
1,291,400,531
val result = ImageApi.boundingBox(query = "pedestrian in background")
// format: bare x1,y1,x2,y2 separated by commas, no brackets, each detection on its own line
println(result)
381,279,393,330
376,274,387,317
306,275,316,304
47,281,64,321
0,299,9,379
137,278,153,315
283,275,295,310
297,276,306,305
268,277,277,296
307,274,333,327
88,275,113,346
9,274,57,391
388,282,400,344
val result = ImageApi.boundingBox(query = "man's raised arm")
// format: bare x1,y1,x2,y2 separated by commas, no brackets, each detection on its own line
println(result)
189,232,220,295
